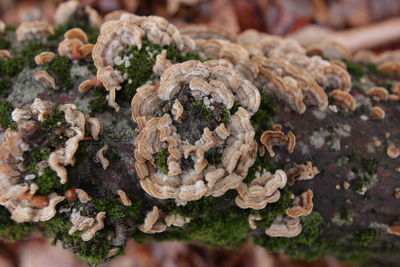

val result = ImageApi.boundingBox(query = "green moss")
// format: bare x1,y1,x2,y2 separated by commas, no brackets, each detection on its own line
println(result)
360,157,379,175
2,57,24,77
353,229,379,246
89,87,109,113
95,198,126,219
5,25,17,32
21,41,48,67
243,156,276,183
95,198,144,221
0,101,15,129
0,77,11,96
115,40,163,101
0,36,10,49
156,148,169,175
344,59,366,81
165,45,205,62
0,206,35,242
255,212,325,261
43,215,118,265
251,91,278,138
164,197,251,247
77,231,114,265
115,40,205,102
44,55,73,90
51,19,99,43
348,151,360,163
252,188,293,228
221,108,230,124
190,100,212,119
40,109,64,129
35,167,66,195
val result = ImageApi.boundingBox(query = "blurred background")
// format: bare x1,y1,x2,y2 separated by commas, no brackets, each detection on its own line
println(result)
1,0,400,266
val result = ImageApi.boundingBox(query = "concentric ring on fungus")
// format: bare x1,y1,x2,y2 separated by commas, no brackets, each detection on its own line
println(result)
92,13,196,111
132,59,260,204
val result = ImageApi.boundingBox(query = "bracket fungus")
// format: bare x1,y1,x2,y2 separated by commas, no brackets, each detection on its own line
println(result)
260,127,296,158
235,170,287,210
139,206,167,234
286,189,314,218
93,14,196,111
287,161,320,186
69,209,106,241
133,60,260,203
16,21,54,42
54,0,102,28
265,215,302,238
180,24,237,42
0,97,102,223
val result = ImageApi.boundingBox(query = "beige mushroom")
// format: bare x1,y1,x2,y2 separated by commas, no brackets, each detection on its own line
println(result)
34,70,58,90
117,190,132,206
16,21,54,42
286,190,314,218
370,106,385,120
330,90,356,111
34,52,56,65
265,216,302,238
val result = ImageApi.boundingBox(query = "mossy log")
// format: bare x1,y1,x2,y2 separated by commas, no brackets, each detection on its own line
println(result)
0,15,399,267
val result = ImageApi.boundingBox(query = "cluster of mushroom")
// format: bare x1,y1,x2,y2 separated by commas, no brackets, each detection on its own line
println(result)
265,189,314,238
139,206,191,234
132,59,260,204
353,49,400,76
260,124,296,158
92,13,196,111
235,29,354,113
0,98,102,224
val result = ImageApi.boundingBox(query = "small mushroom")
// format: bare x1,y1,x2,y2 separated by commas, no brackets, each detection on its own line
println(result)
64,28,88,44
96,144,109,170
330,90,356,111
366,87,389,101
286,190,314,218
0,50,12,60
387,144,400,159
117,189,132,206
75,188,92,203
34,70,58,90
34,52,56,65
370,106,385,120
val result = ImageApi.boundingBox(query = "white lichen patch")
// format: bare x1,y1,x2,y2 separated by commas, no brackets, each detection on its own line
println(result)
7,67,45,108
309,129,330,149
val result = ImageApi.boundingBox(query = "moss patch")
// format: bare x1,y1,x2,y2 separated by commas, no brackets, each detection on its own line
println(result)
115,40,205,103
21,41,48,67
155,148,169,175
1,57,24,77
243,156,276,183
0,77,12,96
0,101,15,129
0,206,34,242
44,55,73,90
251,91,278,139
